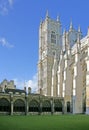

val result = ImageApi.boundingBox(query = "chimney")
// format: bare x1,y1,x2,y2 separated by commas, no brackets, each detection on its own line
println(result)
24,87,26,92
28,87,31,94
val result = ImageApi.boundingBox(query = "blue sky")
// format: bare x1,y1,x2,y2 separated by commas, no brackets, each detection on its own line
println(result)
0,0,89,92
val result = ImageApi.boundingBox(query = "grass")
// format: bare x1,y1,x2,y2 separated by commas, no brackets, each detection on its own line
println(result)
0,115,89,130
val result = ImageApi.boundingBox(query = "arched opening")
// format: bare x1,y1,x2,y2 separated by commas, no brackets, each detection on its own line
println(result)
14,99,25,112
67,101,70,112
42,100,51,112
0,98,10,112
29,100,39,112
54,100,62,112
83,100,86,113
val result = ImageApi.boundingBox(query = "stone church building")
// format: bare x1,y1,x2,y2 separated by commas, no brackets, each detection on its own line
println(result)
38,12,89,114
0,12,89,115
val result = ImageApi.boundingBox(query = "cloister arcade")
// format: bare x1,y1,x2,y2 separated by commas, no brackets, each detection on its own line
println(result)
0,94,64,115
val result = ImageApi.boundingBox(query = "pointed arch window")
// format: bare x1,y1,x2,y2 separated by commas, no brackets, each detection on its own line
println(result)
51,31,56,44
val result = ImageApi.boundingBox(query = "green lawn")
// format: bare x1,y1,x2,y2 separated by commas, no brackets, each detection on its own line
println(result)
0,115,89,130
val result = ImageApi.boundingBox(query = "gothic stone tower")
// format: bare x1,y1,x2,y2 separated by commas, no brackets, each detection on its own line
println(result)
38,12,62,96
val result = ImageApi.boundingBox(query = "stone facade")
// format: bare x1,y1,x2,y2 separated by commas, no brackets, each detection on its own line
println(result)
0,79,16,92
38,12,89,114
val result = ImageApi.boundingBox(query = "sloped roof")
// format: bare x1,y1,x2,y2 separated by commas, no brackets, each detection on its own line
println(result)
5,88,26,94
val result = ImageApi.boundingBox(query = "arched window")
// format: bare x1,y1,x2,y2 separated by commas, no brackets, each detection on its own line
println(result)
83,100,86,113
0,98,10,112
42,100,51,112
29,100,39,112
51,31,56,44
54,100,62,112
14,99,25,112
67,101,70,112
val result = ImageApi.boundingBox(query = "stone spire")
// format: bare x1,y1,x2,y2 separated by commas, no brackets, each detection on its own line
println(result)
57,15,60,22
40,18,43,26
78,25,81,33
76,33,81,54
66,32,69,48
69,20,73,31
62,29,66,52
78,25,83,40
77,33,80,44
40,18,42,24
46,10,49,18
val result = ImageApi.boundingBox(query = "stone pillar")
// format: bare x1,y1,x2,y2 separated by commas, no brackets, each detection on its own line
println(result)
72,39,83,114
72,96,76,114
51,99,54,114
62,100,65,114
57,51,64,97
51,75,54,97
40,101,42,115
25,95,28,115
72,62,77,114
62,55,68,98
26,102,29,115
51,56,58,97
10,93,13,115
11,101,13,115
63,101,67,114
57,66,60,97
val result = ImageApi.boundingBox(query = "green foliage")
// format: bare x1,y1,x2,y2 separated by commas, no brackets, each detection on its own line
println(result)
0,115,89,130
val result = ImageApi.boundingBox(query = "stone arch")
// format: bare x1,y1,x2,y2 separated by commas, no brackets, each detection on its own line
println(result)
13,99,25,112
83,100,86,113
42,100,51,112
54,100,62,112
0,98,10,112
67,101,70,112
29,100,39,112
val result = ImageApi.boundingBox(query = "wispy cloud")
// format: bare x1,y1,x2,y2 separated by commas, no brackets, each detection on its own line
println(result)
14,73,38,93
14,79,25,90
0,0,14,15
8,0,14,6
0,37,14,48
26,74,38,93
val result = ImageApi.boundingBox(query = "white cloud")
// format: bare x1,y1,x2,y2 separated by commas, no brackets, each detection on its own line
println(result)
14,78,25,89
0,37,14,48
26,73,38,93
8,0,14,6
0,0,14,15
14,73,38,93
